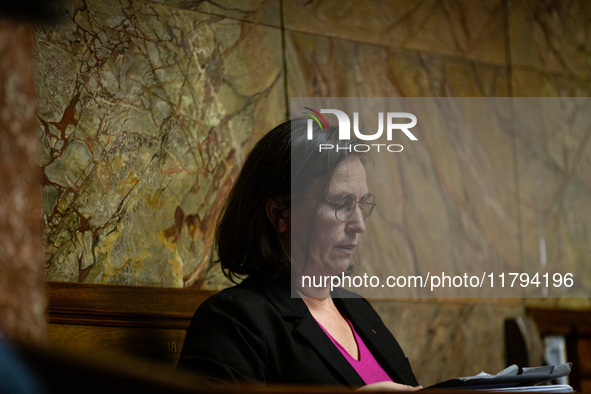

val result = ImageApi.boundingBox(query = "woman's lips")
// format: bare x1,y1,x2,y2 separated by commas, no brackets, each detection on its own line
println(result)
335,244,357,255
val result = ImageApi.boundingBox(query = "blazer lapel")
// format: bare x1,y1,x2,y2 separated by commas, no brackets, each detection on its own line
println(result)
262,282,365,387
294,313,366,387
334,296,414,385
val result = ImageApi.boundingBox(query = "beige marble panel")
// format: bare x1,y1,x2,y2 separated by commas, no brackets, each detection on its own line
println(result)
288,33,518,298
145,0,280,27
357,99,520,298
515,98,591,297
286,30,510,98
35,0,285,288
284,0,507,66
509,0,591,78
512,68,591,97
512,68,591,298
370,300,525,386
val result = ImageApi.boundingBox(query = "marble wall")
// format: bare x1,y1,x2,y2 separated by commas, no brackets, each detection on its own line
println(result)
372,299,526,386
33,0,591,386
35,0,285,287
509,1,591,300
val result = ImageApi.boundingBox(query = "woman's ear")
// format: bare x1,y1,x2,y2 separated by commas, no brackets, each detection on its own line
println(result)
266,198,287,233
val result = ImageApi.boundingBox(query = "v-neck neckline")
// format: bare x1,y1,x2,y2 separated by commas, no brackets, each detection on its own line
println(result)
315,316,361,362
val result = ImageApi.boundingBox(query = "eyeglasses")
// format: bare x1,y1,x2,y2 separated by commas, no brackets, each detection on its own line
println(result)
321,193,376,222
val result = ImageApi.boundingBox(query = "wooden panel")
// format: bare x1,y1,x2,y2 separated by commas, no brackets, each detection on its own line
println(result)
45,281,216,376
528,307,591,392
527,308,591,335
46,281,216,329
579,338,591,377
48,324,186,369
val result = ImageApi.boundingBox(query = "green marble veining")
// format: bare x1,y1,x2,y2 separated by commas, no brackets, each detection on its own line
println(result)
35,0,285,287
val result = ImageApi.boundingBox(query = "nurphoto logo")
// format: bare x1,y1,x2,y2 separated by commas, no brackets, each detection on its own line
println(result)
303,107,418,152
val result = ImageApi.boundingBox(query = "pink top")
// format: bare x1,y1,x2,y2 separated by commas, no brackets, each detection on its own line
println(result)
315,318,393,385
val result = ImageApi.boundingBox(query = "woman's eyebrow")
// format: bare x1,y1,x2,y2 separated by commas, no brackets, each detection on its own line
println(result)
326,192,371,200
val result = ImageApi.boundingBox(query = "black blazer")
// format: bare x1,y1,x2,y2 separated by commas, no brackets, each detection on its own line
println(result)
177,278,418,387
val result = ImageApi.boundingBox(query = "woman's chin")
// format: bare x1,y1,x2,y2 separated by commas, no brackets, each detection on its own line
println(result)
323,259,352,277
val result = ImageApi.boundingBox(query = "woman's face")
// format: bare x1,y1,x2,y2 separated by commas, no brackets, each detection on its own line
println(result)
290,157,369,280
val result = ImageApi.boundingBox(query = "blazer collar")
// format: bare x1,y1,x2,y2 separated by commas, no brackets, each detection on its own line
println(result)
258,279,307,317
259,281,415,386
260,281,365,387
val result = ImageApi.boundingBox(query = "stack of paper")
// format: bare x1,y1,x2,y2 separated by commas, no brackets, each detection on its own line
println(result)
428,363,573,391
483,385,573,392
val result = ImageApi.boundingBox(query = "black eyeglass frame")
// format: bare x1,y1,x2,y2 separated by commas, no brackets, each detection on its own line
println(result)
320,193,376,222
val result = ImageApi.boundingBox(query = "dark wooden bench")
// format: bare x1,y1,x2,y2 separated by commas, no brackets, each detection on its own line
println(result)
46,281,216,375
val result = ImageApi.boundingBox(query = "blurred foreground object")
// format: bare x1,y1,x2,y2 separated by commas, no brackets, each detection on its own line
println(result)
0,13,46,343
0,337,44,393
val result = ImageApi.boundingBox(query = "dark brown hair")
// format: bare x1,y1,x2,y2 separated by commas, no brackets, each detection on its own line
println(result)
215,118,362,283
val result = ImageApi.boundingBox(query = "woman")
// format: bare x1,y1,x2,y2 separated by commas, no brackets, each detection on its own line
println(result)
177,119,420,391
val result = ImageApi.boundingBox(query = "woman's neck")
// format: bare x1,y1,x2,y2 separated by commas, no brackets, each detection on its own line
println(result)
295,288,335,314
293,276,332,299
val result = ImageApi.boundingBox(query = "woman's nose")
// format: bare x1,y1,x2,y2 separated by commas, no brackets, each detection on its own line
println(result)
347,205,366,233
